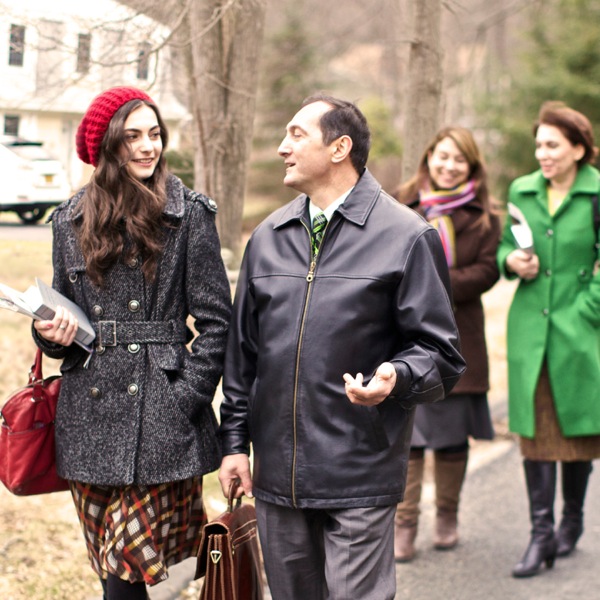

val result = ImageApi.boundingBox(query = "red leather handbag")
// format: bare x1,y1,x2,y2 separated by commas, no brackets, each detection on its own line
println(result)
0,348,69,495
195,479,264,600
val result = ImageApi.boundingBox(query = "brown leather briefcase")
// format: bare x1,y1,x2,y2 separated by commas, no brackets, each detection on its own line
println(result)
195,479,264,600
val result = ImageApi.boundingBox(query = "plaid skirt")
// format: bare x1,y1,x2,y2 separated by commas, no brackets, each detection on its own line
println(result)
70,477,207,586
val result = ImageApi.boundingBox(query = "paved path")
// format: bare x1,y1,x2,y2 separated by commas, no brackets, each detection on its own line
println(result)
0,219,52,242
394,439,600,600
154,436,600,600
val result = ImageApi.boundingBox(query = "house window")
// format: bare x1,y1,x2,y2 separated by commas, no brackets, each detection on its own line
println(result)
76,33,91,73
4,115,20,136
137,42,151,80
9,24,25,67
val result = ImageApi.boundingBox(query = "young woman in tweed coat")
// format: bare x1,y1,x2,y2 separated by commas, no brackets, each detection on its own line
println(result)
33,87,231,600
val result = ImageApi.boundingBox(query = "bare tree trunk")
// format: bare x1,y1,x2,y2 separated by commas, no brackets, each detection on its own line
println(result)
401,0,443,182
187,0,267,260
118,0,267,259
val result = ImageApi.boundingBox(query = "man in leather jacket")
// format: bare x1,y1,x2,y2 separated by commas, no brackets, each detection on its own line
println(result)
218,94,465,600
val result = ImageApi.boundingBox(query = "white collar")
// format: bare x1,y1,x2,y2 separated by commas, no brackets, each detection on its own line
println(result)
309,187,354,224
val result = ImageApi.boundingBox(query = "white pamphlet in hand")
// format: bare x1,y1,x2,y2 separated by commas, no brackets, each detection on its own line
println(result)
0,278,95,351
507,202,534,255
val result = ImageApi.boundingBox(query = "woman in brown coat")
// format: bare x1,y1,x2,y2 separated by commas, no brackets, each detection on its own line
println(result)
393,127,500,561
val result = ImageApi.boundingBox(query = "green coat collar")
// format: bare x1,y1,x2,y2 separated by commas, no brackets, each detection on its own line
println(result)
512,163,600,198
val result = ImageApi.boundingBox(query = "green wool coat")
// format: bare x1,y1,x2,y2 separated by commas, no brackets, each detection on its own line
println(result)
497,164,600,438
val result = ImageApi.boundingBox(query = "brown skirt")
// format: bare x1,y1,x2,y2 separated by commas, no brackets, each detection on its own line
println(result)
70,477,206,586
520,364,600,461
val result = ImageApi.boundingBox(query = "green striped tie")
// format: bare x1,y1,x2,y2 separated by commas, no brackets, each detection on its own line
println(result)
312,212,327,257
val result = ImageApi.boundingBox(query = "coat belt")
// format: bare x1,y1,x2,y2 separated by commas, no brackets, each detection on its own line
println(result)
93,320,188,347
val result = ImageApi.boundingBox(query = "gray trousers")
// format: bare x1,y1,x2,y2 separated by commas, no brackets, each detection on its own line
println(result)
255,499,396,600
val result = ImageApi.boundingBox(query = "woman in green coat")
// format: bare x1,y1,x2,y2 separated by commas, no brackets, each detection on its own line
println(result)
497,101,600,578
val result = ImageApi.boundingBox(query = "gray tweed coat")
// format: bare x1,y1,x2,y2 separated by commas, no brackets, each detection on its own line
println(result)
34,174,231,486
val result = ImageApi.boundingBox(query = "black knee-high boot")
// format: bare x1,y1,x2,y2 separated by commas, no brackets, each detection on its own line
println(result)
106,573,148,600
512,460,558,578
557,460,593,557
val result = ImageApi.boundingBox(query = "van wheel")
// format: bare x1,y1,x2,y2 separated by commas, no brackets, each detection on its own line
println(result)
17,208,46,224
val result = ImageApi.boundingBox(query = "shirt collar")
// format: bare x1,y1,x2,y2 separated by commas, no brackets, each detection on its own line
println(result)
308,187,354,224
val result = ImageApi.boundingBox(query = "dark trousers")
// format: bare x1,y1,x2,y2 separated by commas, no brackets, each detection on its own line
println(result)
255,499,396,600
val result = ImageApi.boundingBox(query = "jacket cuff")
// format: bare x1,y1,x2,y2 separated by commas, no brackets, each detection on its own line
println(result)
389,361,411,400
32,323,69,359
219,430,251,456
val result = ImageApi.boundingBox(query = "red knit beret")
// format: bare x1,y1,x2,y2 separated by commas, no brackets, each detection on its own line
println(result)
76,86,154,167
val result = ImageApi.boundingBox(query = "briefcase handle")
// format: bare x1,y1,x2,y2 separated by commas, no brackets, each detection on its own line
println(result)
227,478,244,512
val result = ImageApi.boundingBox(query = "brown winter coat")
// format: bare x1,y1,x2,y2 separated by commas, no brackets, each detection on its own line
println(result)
404,196,501,394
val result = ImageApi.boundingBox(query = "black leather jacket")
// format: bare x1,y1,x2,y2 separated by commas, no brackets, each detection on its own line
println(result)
220,170,465,509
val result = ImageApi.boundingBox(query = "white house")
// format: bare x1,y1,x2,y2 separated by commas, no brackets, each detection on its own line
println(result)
0,0,188,190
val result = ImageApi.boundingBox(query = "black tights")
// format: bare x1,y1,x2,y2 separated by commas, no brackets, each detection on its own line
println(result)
101,574,148,600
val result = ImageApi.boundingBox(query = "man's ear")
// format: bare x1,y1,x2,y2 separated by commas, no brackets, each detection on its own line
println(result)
331,135,353,164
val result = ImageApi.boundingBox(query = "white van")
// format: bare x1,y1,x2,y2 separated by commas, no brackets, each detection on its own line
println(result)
0,136,71,224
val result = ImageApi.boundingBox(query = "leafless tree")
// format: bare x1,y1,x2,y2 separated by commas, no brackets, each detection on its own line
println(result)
185,0,266,258
400,0,443,181
119,0,267,259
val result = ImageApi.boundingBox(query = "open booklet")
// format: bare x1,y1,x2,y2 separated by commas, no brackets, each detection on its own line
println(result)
0,278,95,352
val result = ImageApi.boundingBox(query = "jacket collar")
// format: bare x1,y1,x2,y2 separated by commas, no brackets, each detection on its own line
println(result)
518,164,600,197
273,168,381,229
163,173,186,218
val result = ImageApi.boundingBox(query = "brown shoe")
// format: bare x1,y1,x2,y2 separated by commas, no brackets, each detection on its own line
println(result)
395,524,418,562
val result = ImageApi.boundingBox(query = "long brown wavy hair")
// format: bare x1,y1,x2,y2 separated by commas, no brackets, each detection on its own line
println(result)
396,126,492,228
76,98,170,287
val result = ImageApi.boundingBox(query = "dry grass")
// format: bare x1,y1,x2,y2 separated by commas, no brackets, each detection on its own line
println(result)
0,240,62,396
0,239,102,600
0,239,227,600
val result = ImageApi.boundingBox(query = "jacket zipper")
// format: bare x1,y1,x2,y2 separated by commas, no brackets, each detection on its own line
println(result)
291,219,329,507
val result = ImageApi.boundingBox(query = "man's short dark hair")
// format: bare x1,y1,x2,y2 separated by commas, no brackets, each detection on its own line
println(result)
301,93,371,174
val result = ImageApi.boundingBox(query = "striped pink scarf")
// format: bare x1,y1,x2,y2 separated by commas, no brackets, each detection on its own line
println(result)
419,180,476,266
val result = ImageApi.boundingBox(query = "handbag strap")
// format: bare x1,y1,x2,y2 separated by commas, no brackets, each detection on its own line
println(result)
29,348,44,384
